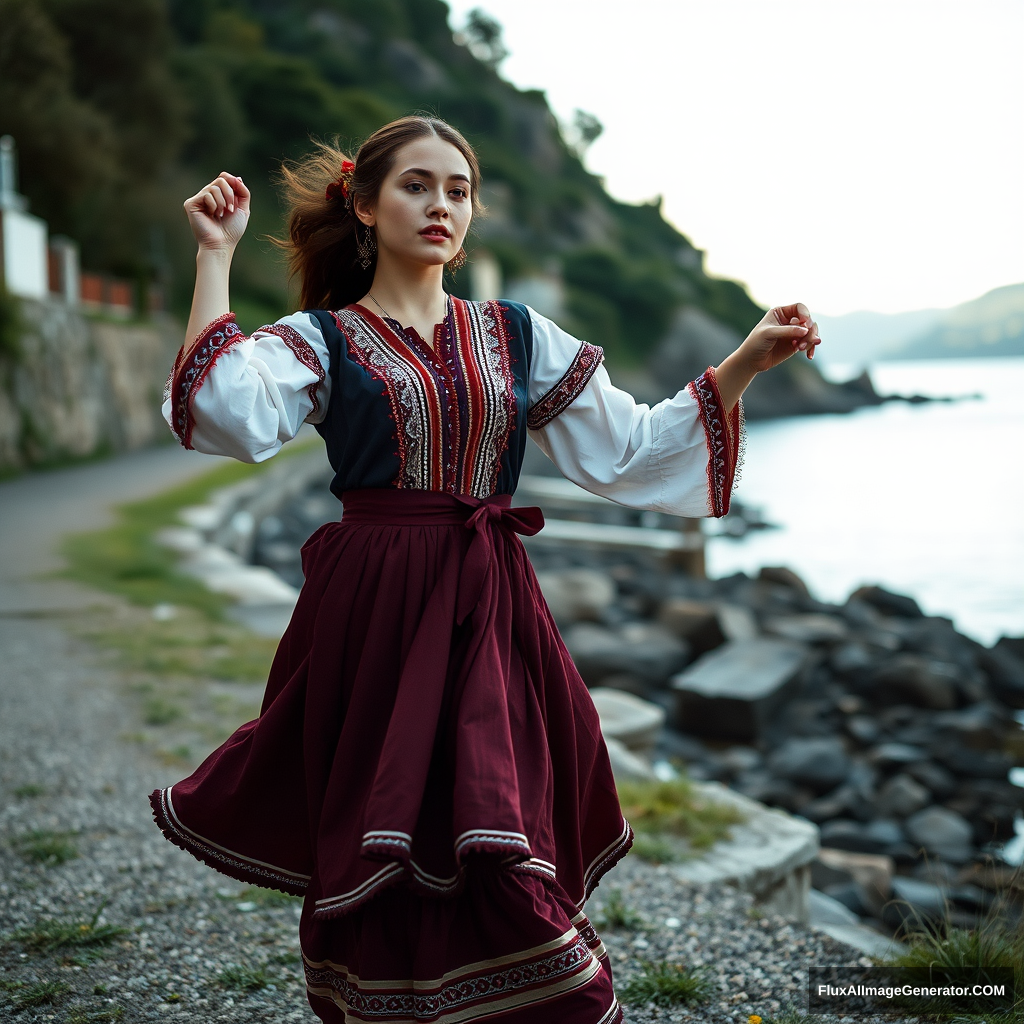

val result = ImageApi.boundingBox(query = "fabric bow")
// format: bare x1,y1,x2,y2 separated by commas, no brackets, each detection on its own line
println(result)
453,495,544,625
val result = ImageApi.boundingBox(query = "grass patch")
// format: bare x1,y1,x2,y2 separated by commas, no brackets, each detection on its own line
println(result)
592,888,647,931
764,1008,815,1024
12,783,45,798
6,902,130,956
217,963,271,991
618,777,745,857
12,829,79,866
142,697,183,725
619,959,711,1007
877,859,1024,1019
58,441,318,617
79,605,279,685
6,979,70,1009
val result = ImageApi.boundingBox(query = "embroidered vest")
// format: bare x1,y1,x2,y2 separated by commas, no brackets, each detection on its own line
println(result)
309,298,534,500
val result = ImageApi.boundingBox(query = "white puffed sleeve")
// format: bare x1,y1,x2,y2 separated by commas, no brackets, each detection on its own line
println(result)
162,311,331,463
525,307,742,518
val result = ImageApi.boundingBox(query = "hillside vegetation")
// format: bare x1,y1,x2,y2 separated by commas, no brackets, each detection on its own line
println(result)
0,0,764,366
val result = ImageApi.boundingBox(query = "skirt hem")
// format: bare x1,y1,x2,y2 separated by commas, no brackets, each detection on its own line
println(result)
149,787,309,897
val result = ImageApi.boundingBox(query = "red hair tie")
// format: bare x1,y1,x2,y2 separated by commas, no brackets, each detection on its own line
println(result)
326,159,355,205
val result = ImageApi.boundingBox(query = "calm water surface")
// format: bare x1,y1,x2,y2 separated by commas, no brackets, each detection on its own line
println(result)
706,358,1024,645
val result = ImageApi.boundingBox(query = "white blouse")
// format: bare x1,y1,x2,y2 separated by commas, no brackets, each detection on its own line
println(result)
162,303,741,518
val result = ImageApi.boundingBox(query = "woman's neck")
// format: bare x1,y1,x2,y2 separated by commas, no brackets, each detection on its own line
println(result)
359,252,448,340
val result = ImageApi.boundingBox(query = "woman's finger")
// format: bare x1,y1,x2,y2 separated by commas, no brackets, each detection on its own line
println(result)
775,301,812,325
219,171,250,204
764,324,809,344
200,189,220,216
211,178,236,214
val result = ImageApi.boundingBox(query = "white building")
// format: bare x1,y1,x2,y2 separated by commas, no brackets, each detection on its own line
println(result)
0,135,79,305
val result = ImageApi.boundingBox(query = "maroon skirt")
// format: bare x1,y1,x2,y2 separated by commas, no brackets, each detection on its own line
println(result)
150,488,631,1023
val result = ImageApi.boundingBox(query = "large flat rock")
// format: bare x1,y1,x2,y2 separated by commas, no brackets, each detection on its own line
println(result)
671,638,809,741
590,687,666,754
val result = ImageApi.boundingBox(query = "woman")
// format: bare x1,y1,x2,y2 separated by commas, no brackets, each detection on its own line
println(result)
152,115,821,1024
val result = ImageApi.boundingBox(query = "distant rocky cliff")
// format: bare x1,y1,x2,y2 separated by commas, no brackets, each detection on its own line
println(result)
0,299,179,473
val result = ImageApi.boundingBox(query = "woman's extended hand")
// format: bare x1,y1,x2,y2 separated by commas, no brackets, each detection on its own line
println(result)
738,302,822,373
183,172,251,252
713,303,822,412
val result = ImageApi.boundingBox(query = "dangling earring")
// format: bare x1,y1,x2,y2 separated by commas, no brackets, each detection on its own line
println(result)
355,225,377,269
447,247,467,273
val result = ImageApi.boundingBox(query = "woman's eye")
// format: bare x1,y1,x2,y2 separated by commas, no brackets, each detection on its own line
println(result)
405,182,426,192
450,189,468,200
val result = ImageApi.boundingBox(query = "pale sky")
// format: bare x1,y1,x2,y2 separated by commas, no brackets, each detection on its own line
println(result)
446,0,1024,316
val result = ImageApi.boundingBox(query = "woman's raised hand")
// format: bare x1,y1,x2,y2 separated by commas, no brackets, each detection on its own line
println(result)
738,303,822,373
183,172,251,252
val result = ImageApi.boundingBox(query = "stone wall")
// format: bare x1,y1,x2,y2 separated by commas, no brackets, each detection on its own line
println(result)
0,298,180,472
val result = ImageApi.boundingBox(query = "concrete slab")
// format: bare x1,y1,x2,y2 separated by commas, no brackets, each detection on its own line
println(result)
670,780,820,924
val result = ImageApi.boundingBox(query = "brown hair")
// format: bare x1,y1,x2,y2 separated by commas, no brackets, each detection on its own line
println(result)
273,115,483,311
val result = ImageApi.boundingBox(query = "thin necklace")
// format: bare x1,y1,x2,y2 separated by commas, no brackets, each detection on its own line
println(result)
368,293,449,347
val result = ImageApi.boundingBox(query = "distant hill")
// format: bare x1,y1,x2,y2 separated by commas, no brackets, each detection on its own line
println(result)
815,308,945,367
817,284,1024,367
894,283,1024,360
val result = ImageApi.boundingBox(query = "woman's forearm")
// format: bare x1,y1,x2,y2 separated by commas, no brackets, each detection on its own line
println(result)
183,247,234,355
713,350,759,414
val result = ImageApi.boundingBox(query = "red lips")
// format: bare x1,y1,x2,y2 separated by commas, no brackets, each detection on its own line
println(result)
420,225,450,238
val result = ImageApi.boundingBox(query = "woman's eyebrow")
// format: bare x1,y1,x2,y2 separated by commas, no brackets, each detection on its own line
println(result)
398,167,470,183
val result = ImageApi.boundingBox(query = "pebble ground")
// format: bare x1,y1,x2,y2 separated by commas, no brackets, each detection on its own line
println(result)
0,610,919,1024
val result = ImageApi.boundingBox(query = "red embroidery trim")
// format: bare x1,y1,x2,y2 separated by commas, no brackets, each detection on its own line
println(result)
167,312,245,450
261,323,327,418
526,340,605,430
686,365,742,518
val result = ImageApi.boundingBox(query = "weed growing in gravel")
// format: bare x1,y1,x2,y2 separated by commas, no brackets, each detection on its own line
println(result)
7,902,130,956
5,979,70,1009
12,828,79,865
617,777,745,857
878,858,1024,1019
592,889,647,931
763,1008,814,1024
619,959,711,1007
218,963,272,991
143,696,183,725
12,783,45,798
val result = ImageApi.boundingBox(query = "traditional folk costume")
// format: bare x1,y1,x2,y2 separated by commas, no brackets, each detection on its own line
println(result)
151,297,742,1024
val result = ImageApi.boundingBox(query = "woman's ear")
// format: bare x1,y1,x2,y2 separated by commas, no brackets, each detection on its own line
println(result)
352,195,375,228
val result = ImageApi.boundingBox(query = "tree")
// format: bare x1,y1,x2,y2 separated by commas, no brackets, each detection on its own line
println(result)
461,8,508,69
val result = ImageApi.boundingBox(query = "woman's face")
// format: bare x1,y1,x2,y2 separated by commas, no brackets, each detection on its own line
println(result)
357,135,473,268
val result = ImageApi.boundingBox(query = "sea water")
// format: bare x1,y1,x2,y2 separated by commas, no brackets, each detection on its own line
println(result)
706,357,1024,646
